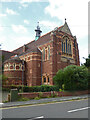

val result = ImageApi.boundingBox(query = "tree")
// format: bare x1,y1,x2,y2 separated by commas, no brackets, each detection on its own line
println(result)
84,54,90,68
53,69,64,88
0,74,8,85
53,65,88,91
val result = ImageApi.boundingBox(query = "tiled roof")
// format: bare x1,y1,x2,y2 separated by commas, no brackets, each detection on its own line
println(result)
4,56,22,63
12,24,73,56
1,50,15,62
12,31,51,56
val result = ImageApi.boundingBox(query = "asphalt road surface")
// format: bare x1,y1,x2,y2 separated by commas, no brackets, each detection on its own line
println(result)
1,99,89,119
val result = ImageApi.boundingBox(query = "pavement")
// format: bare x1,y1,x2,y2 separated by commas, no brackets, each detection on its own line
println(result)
0,94,89,108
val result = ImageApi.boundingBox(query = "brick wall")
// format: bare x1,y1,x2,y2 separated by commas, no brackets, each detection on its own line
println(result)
18,90,89,99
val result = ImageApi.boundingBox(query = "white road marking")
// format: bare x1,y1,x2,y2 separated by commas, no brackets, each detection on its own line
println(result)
33,116,44,119
0,103,3,105
68,107,90,113
27,116,44,120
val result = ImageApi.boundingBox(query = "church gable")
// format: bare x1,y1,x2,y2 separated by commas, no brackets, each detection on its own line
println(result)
58,20,72,36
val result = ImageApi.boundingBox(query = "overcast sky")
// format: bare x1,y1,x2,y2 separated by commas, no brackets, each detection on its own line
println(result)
0,0,89,64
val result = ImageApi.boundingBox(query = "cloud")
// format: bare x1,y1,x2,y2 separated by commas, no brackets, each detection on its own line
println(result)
9,36,34,51
12,25,28,33
45,0,88,39
0,26,4,32
0,13,7,17
6,8,19,15
24,20,29,24
20,0,42,3
40,20,59,30
19,3,29,8
79,45,88,65
0,37,8,50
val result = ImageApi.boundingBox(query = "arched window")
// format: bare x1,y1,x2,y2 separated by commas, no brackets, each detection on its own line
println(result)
66,39,67,53
48,77,49,83
64,43,65,53
45,48,47,60
48,46,50,60
68,44,69,53
70,44,71,54
62,42,63,52
44,77,46,83
8,63,10,70
43,48,45,61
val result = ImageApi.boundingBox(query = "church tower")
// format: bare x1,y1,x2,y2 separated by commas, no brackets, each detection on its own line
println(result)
35,22,42,41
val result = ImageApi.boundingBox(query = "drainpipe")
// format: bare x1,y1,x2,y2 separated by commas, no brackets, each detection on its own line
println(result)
38,48,42,85
22,60,24,93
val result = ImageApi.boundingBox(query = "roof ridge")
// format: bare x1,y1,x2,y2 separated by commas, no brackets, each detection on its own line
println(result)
12,40,35,52
39,31,51,39
1,50,14,53
11,24,64,53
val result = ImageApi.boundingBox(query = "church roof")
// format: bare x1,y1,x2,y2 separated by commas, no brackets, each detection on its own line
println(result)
12,21,73,56
1,50,16,63
4,56,22,63
12,31,52,56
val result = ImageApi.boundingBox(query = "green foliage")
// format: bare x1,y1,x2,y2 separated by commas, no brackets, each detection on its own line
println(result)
18,97,30,101
39,92,43,98
59,88,63,92
34,97,40,100
2,87,10,92
23,85,59,92
3,85,59,92
53,65,88,91
84,54,90,68
53,69,64,88
0,74,8,81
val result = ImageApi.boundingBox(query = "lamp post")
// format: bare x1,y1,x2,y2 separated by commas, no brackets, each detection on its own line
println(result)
22,60,24,93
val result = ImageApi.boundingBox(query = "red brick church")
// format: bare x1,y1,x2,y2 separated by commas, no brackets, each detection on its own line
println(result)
3,19,80,86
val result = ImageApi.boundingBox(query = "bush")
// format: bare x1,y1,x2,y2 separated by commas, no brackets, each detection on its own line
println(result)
53,65,88,91
2,85,59,93
2,87,10,92
34,97,40,100
23,85,59,92
39,92,43,98
18,97,30,101
53,70,64,88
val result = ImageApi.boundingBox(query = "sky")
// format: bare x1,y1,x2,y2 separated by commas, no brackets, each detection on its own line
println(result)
0,0,89,64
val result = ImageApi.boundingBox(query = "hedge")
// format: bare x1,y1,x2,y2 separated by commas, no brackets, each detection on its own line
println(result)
2,85,59,92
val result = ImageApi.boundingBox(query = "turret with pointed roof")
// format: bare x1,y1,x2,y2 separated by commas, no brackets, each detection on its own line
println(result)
35,22,42,41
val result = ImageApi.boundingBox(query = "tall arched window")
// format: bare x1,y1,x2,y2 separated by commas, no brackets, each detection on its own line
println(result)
43,48,45,61
70,44,71,54
45,48,47,60
48,46,50,60
48,77,49,83
68,44,69,53
64,43,65,53
8,63,10,70
62,42,63,52
66,39,67,53
44,77,46,83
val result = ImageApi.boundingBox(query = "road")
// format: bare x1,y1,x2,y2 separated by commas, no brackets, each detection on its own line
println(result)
1,99,89,119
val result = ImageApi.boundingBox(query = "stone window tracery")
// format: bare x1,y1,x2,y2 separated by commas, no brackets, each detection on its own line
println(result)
62,37,72,56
